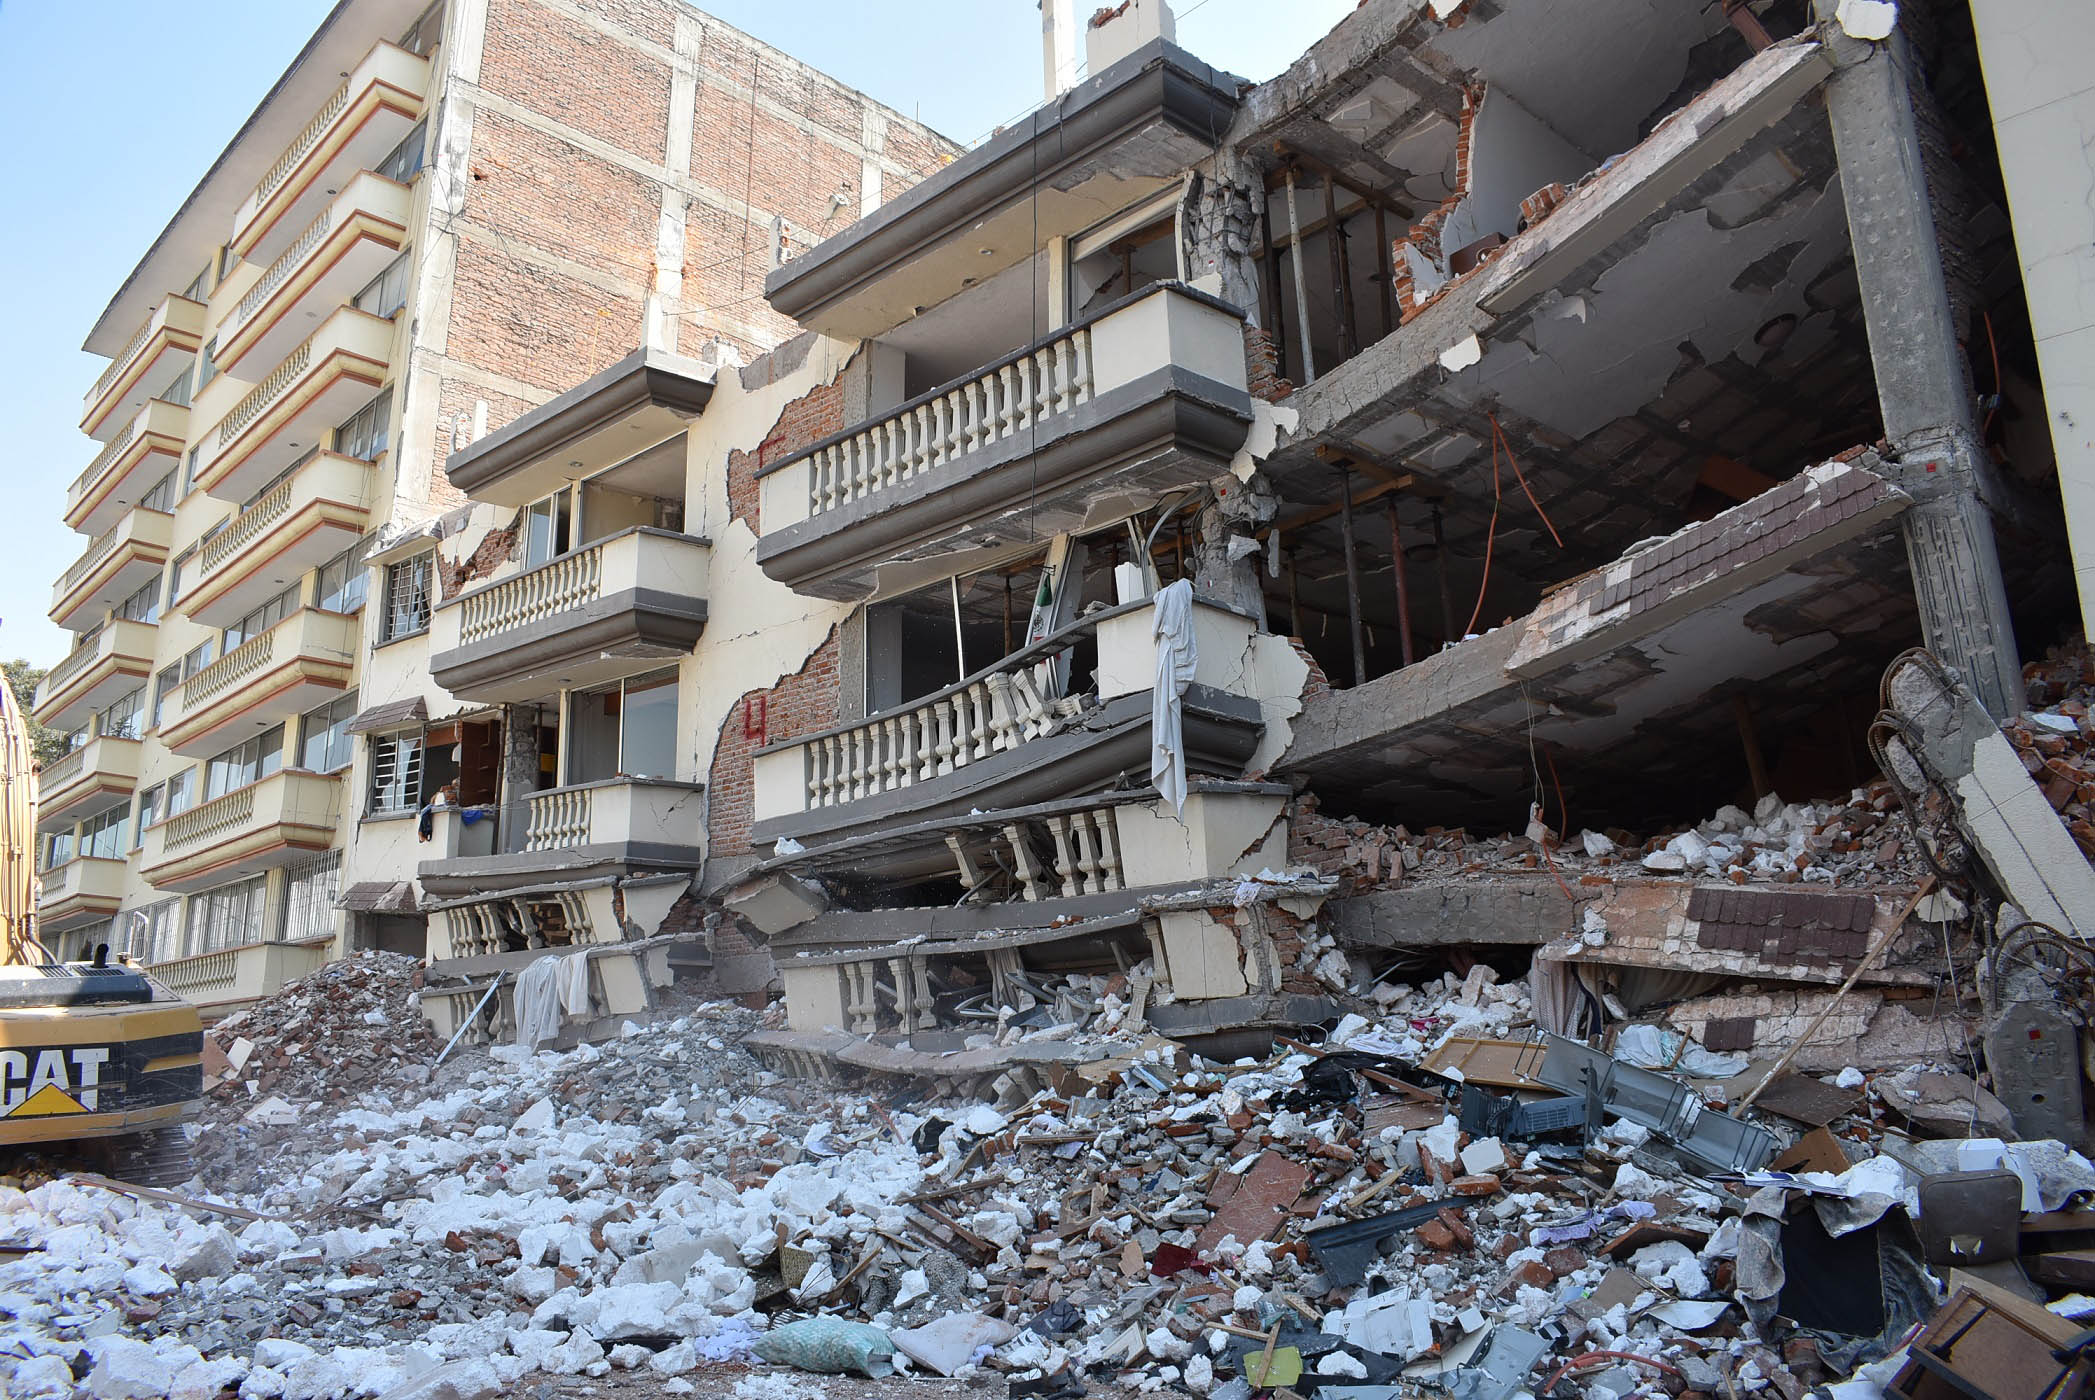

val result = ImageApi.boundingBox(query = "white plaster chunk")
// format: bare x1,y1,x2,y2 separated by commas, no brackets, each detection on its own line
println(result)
1438,334,1483,373
1835,0,1898,41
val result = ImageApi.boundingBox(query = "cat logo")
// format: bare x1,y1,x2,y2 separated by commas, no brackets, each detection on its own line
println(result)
0,1047,111,1117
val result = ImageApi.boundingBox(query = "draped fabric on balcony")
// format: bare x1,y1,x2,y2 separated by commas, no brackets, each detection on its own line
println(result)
1149,579,1197,814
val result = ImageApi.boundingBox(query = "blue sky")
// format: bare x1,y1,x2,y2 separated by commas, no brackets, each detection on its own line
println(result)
0,0,1354,671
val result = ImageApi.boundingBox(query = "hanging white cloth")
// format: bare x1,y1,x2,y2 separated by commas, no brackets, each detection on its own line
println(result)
555,950,593,1018
513,955,564,1048
1150,578,1198,814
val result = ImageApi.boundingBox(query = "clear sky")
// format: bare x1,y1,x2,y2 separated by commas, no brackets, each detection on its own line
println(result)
0,0,1355,672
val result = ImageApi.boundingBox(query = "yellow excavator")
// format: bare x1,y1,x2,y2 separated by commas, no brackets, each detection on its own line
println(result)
0,672,203,1183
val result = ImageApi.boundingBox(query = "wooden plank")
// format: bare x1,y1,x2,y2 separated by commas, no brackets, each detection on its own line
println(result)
1417,1037,1549,1091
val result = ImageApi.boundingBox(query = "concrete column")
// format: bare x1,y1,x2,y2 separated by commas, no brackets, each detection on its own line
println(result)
1816,5,2024,717
498,704,540,855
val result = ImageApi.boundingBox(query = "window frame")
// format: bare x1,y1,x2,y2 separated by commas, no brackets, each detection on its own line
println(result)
298,690,359,774
381,554,433,642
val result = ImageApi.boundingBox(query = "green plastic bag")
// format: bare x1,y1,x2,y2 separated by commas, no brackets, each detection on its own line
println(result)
754,1317,897,1377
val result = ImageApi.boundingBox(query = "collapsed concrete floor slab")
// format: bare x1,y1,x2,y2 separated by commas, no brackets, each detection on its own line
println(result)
1279,455,1915,828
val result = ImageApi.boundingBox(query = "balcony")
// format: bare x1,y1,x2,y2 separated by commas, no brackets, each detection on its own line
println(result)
181,451,375,626
32,620,157,730
418,777,705,902
79,294,205,441
755,284,1253,600
37,735,143,833
148,939,333,1012
138,769,342,893
750,595,1267,856
161,610,358,756
48,509,174,631
218,173,413,377
428,527,710,704
66,398,188,536
37,858,128,931
230,39,430,263
197,308,394,504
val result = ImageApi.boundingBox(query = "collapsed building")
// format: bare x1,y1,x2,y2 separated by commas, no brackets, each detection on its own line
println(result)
283,0,2083,1149
32,0,2095,1120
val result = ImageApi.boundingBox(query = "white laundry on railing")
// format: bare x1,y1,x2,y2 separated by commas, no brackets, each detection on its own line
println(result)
513,951,594,1048
1150,578,1197,813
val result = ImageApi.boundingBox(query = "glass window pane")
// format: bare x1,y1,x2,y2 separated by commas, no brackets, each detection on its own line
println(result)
621,670,678,779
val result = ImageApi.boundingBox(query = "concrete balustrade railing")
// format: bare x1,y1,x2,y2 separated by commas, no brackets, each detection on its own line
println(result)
806,328,1093,518
459,544,602,644
524,786,593,851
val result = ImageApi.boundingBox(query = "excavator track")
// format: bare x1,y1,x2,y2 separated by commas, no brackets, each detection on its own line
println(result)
0,1125,196,1191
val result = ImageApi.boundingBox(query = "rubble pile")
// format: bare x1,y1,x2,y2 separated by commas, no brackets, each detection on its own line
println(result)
8,975,2093,1400
203,951,439,1113
2012,636,2095,861
1294,784,1929,893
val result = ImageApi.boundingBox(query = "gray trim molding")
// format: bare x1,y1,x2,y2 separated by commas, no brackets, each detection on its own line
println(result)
429,586,708,697
762,40,1241,326
444,346,716,499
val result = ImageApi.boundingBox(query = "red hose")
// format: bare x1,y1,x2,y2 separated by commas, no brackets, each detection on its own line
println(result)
1540,1351,1685,1395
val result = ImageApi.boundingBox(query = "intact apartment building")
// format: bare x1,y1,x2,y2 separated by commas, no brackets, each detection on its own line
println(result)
31,0,954,1009
32,0,2095,1066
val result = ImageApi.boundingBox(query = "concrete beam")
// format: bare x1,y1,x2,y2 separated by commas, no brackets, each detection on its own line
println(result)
1330,880,1586,949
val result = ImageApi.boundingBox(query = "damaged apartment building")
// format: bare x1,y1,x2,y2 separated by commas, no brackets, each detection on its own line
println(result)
45,0,2095,1100
385,0,2095,1096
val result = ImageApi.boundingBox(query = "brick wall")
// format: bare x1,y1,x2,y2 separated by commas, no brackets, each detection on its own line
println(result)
1244,326,1292,403
435,517,519,601
706,628,842,862
724,373,848,530
415,0,956,509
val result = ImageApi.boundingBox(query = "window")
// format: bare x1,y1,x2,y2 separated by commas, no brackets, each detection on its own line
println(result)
182,265,211,303
165,549,196,611
178,639,215,682
93,687,144,742
137,470,176,514
115,576,160,625
157,364,195,410
523,490,573,569
79,807,125,861
133,783,163,846
382,555,432,640
63,919,114,965
353,253,412,320
367,732,423,814
316,544,369,614
567,668,678,783
218,244,239,282
376,120,427,185
164,767,195,818
334,388,393,461
129,898,183,965
223,586,297,652
193,335,220,395
60,727,87,755
280,852,341,943
43,830,74,870
399,0,445,54
203,725,283,801
181,446,199,497
150,664,180,731
298,691,358,773
187,876,266,956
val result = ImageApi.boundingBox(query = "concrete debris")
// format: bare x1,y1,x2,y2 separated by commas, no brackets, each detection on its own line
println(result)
8,956,2094,1399
1294,781,1931,894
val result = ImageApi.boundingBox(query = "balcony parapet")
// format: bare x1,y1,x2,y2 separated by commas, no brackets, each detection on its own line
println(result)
755,283,1252,600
